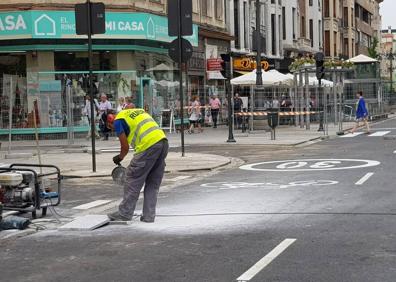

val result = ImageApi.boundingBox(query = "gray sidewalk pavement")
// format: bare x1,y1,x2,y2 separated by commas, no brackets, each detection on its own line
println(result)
0,152,231,178
2,120,357,151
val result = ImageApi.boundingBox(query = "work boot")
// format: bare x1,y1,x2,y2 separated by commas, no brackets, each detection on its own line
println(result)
140,216,154,223
107,211,131,221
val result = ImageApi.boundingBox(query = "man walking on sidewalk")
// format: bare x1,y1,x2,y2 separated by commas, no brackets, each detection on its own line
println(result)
107,108,168,222
351,91,370,134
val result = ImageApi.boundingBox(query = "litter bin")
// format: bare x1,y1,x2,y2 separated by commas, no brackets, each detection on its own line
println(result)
267,108,279,140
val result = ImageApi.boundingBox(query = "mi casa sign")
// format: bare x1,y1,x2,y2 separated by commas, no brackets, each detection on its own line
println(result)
0,11,198,46
0,14,27,32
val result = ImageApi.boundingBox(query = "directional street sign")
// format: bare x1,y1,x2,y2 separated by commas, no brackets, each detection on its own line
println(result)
168,0,193,36
75,2,105,35
168,38,193,63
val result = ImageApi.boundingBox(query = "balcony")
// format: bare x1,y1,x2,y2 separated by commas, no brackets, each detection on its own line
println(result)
324,18,339,32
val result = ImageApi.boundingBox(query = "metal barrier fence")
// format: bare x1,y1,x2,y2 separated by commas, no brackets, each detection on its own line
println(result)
0,72,229,150
1,69,390,151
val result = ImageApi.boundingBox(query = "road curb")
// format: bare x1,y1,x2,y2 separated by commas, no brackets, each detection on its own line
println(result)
61,158,233,179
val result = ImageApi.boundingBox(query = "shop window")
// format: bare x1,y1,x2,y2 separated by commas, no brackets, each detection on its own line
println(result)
0,54,27,131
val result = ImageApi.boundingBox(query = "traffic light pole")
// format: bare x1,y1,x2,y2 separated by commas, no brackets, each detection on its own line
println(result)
177,0,185,157
87,0,96,172
227,54,236,143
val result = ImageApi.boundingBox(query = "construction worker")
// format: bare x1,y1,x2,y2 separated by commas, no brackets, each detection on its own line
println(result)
107,109,168,222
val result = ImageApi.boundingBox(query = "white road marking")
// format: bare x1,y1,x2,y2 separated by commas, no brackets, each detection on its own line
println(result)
201,180,339,190
240,159,381,172
340,132,364,138
368,131,391,137
236,239,297,282
355,172,374,185
72,200,112,210
394,150,396,154
167,176,191,182
2,211,19,217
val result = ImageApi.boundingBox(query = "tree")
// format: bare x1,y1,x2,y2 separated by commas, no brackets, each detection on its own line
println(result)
368,37,379,59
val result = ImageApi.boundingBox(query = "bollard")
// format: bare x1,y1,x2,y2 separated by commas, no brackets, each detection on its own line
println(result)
267,108,279,140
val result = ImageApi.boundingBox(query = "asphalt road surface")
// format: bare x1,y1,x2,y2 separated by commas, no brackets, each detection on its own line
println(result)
1,118,396,282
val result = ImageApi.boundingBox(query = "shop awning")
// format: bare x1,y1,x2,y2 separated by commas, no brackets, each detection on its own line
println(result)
207,71,226,80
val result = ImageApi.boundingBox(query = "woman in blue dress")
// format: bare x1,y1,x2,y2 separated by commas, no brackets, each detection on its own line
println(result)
351,91,370,134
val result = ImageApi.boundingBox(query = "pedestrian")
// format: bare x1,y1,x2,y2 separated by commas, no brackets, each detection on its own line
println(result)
233,93,243,129
124,96,136,109
351,91,370,134
280,95,292,125
116,97,125,113
98,93,113,140
209,94,221,128
82,95,100,139
188,96,203,134
107,108,168,222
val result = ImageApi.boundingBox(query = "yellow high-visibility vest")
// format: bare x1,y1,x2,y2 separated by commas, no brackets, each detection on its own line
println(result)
115,109,166,154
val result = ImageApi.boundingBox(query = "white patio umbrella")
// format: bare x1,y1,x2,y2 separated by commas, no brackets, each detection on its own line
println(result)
154,80,179,87
147,63,174,72
231,69,293,86
347,54,378,63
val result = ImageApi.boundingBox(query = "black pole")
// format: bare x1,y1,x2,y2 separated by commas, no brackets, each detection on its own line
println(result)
390,50,393,94
178,0,185,157
255,0,262,85
318,79,324,132
87,0,96,172
227,53,235,143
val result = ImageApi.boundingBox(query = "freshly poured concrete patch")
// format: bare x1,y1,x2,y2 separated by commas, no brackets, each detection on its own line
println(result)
59,215,109,231
72,200,112,210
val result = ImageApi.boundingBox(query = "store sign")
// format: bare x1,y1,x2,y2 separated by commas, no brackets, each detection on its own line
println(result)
188,51,205,71
0,11,198,46
207,58,223,71
233,58,270,71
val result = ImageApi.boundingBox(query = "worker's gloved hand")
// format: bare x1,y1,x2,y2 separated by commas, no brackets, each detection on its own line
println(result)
113,154,123,165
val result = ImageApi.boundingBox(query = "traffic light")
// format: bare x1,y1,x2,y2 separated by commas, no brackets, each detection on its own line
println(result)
315,52,325,82
220,53,231,79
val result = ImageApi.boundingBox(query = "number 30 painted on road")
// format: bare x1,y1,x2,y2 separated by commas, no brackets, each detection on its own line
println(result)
240,159,380,172
276,161,342,169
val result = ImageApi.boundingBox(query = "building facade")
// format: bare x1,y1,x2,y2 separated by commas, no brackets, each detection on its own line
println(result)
227,0,323,74
323,0,382,59
380,27,396,83
0,0,231,135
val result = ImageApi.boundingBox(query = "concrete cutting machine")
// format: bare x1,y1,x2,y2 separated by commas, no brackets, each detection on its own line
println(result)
0,164,61,219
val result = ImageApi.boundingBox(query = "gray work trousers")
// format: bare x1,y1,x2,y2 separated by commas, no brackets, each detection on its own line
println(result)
119,139,168,220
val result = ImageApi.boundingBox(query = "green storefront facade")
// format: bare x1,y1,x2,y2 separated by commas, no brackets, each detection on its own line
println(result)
0,9,199,136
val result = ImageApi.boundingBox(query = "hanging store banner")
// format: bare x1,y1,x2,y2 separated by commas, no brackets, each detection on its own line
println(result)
207,58,223,71
0,10,198,46
233,57,270,71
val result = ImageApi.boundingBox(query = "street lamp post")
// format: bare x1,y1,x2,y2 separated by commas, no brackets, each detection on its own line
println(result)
255,0,262,86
